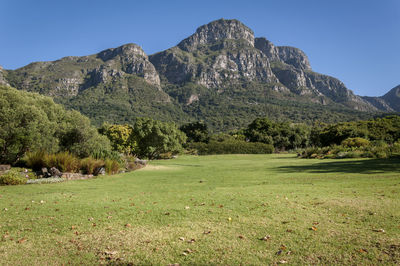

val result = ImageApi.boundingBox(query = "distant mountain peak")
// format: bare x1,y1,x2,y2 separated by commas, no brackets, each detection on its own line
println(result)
97,43,146,61
178,18,255,52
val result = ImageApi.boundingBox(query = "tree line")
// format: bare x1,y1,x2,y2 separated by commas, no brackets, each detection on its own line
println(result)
1,84,399,165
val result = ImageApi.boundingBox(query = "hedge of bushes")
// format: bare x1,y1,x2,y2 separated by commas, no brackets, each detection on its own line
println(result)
189,140,274,155
24,151,121,175
300,138,400,159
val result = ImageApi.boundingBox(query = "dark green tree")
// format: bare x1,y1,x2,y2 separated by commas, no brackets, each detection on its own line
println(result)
132,118,187,159
0,85,111,164
179,121,210,143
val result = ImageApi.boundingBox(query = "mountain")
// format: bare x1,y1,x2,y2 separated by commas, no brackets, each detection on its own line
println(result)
363,85,400,113
2,18,395,131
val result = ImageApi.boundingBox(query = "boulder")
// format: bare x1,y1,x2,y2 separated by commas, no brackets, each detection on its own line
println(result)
41,167,52,178
49,167,62,177
93,167,105,176
134,158,148,166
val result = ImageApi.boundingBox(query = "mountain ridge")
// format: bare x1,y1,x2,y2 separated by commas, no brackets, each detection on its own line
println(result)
1,18,398,130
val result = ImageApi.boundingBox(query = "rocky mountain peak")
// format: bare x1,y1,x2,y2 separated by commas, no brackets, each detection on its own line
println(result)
381,85,400,111
177,19,255,52
97,43,160,87
97,43,146,61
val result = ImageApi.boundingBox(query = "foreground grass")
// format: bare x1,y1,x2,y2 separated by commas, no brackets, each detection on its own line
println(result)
0,154,399,265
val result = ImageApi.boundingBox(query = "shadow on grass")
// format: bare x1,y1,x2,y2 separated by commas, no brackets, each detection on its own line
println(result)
277,157,400,174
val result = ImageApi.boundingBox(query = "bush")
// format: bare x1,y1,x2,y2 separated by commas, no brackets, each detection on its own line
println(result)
80,157,104,175
190,140,274,155
132,118,187,159
45,152,80,172
0,85,112,164
24,150,48,171
341,137,370,148
105,159,120,174
0,171,27,185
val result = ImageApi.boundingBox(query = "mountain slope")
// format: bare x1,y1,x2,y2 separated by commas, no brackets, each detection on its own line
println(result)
363,85,400,112
4,44,187,125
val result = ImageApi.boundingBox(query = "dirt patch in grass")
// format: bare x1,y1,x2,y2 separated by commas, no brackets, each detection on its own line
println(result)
138,165,179,171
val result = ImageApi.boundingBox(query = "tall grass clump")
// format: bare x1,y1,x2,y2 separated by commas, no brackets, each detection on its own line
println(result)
24,150,48,171
45,152,80,172
104,159,120,174
80,157,104,175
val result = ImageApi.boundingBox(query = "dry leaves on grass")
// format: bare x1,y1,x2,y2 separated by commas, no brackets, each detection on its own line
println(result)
259,235,271,241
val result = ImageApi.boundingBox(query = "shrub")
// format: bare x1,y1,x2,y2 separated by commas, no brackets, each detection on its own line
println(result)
45,152,80,172
91,149,123,163
80,157,104,175
24,150,48,171
341,137,370,148
0,171,27,185
105,159,120,174
190,140,274,155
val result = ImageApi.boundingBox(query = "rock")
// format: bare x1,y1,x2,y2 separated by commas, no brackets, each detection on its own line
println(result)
97,43,161,87
255,37,311,70
49,167,62,177
177,19,255,52
93,167,105,176
134,158,148,166
0,165,11,171
40,167,52,178
0,66,10,86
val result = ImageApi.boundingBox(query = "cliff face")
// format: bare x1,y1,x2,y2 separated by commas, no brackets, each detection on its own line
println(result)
150,20,278,89
177,19,255,52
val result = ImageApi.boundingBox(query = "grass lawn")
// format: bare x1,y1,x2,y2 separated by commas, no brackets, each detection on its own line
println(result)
0,154,399,265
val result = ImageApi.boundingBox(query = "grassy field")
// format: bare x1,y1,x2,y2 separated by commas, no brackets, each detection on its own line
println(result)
0,154,399,265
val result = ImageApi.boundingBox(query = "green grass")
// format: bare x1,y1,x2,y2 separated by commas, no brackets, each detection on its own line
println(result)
0,154,399,265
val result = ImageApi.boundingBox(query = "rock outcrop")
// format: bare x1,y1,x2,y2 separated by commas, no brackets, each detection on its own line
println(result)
255,38,311,70
178,19,255,52
97,43,160,87
0,66,9,86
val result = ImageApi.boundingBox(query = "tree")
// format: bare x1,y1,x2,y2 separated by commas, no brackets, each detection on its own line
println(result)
99,123,135,154
179,121,209,143
0,85,111,164
132,118,186,159
244,117,310,150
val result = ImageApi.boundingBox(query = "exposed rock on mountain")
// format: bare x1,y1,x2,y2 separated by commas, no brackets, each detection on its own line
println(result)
381,85,400,111
363,85,400,112
255,38,311,70
97,43,160,87
177,19,255,52
0,66,9,86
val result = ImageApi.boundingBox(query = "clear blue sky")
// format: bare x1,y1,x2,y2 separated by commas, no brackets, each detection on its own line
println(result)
1,0,399,96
